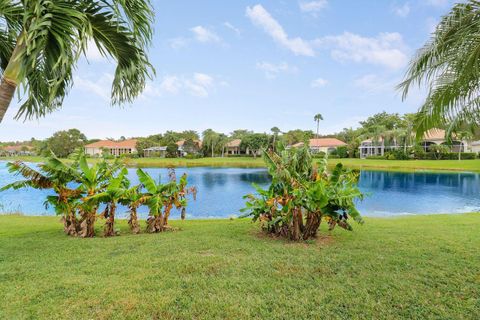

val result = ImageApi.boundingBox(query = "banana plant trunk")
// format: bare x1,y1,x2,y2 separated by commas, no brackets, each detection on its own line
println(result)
303,211,321,239
104,204,116,237
128,207,141,234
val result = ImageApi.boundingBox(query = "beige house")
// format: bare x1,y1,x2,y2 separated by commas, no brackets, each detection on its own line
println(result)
84,139,138,157
225,139,242,155
470,141,480,153
292,138,347,154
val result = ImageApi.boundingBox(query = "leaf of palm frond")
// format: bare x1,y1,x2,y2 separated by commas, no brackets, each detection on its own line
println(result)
399,1,480,134
5,161,53,189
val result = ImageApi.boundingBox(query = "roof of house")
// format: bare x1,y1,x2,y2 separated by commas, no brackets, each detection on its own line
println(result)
3,145,33,152
293,138,347,148
176,139,202,147
226,139,241,147
361,137,384,144
84,139,138,149
423,128,446,141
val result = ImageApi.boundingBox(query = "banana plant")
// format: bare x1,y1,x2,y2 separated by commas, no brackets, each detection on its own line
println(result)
0,156,82,235
85,167,128,237
73,154,122,237
137,168,196,233
242,146,364,241
118,185,145,234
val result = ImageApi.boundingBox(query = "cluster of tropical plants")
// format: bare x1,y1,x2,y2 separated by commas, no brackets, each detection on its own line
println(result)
0,152,196,237
241,146,364,241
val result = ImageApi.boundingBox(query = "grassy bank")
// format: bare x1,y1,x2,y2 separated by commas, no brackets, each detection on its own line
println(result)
0,214,479,319
1,155,480,172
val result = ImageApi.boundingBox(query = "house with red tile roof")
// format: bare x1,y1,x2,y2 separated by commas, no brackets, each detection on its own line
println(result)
84,139,138,157
292,138,347,154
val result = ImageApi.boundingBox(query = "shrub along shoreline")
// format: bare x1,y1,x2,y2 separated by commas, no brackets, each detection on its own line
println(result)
1,155,479,173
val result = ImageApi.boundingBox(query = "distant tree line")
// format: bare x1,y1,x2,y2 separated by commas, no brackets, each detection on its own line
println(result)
4,111,478,159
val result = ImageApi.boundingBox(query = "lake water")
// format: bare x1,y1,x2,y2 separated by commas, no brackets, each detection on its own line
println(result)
0,162,479,218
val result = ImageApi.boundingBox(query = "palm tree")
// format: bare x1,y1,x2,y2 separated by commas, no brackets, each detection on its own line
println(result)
202,129,220,158
270,126,281,150
455,131,473,160
0,0,154,123
398,1,480,136
314,114,323,138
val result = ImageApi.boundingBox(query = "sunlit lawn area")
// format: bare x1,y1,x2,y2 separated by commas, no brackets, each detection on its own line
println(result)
2,155,480,172
0,214,478,319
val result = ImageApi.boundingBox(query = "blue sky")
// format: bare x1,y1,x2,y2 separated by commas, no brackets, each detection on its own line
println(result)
0,0,456,141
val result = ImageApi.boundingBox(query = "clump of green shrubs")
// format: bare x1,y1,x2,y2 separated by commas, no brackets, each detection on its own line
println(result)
242,146,363,241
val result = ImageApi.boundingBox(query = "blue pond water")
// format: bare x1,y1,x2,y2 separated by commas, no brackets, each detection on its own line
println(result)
0,162,479,218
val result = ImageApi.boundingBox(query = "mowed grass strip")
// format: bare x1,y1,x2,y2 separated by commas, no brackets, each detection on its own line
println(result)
0,214,479,319
2,155,480,172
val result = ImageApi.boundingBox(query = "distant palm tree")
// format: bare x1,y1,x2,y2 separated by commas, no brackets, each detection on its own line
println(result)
456,131,473,160
314,114,323,138
398,1,480,136
0,0,155,123
270,126,281,150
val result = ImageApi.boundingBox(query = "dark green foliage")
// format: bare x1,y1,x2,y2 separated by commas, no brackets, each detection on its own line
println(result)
166,143,179,158
240,133,269,158
242,146,363,241
41,128,87,158
0,151,196,237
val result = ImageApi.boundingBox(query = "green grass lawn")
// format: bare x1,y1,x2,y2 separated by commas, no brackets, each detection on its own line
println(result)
0,214,479,319
2,155,480,172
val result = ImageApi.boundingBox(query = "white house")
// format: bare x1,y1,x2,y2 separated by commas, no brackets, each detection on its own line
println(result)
359,128,470,158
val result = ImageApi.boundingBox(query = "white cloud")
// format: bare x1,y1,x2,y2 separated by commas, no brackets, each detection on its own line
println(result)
168,37,189,49
393,3,410,17
224,22,241,35
311,78,328,88
190,26,221,43
184,73,215,97
256,61,298,79
299,1,328,13
246,4,315,57
159,76,182,94
314,32,409,69
353,74,399,94
151,73,218,98
74,73,113,101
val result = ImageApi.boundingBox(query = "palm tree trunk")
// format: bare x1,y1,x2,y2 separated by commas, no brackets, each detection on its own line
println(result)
0,77,16,123
316,121,319,138
0,34,25,123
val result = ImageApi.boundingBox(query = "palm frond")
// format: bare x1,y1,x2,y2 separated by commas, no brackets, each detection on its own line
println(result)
398,1,480,134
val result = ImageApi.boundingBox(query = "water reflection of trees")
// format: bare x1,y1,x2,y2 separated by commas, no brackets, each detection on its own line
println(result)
200,171,270,189
359,171,480,195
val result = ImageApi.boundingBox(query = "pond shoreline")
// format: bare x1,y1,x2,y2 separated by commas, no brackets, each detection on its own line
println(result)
1,156,479,173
